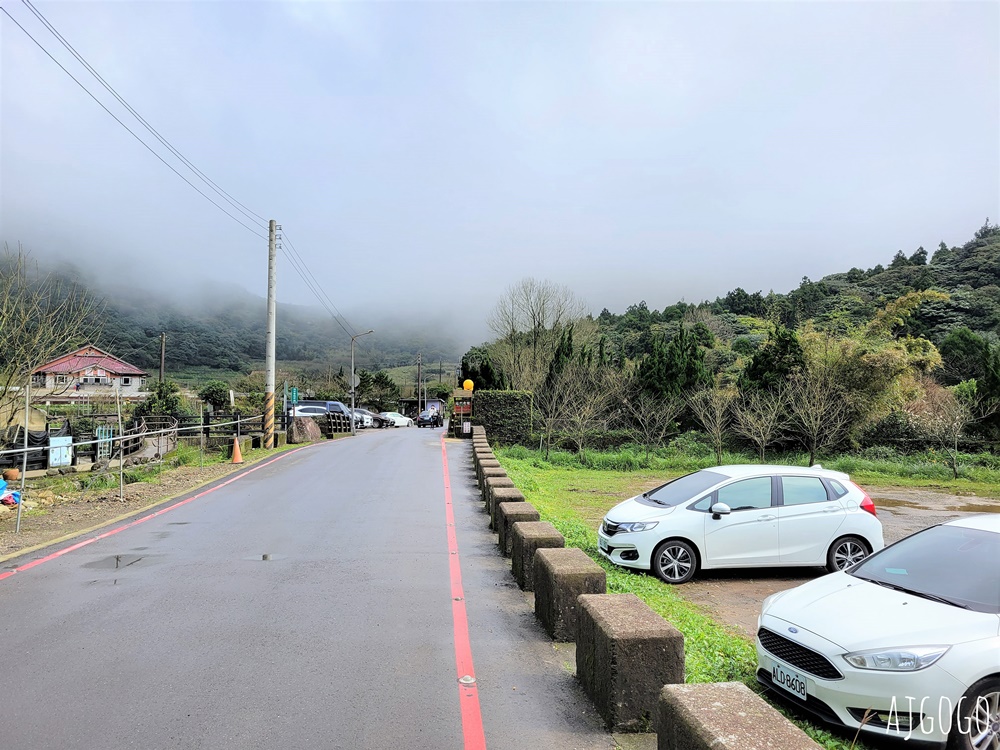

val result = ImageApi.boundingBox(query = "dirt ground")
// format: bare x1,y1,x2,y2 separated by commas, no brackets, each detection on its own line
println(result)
4,464,999,640
675,486,1000,637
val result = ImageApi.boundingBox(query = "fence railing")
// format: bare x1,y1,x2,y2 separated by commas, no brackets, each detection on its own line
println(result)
0,411,354,471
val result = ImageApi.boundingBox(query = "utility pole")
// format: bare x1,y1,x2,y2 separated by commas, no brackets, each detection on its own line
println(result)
264,219,277,450
416,352,422,414
159,332,166,383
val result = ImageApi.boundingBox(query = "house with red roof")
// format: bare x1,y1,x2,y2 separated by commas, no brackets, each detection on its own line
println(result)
31,345,149,402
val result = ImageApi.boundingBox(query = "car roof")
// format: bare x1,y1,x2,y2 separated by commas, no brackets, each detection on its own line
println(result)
943,514,1000,533
702,464,851,481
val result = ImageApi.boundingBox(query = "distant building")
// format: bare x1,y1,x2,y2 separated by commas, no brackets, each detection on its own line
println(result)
31,345,149,403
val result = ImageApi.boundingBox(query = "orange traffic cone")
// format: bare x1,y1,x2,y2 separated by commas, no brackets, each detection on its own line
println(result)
231,436,244,464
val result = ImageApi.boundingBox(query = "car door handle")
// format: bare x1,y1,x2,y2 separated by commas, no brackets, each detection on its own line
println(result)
823,506,839,513
758,515,776,522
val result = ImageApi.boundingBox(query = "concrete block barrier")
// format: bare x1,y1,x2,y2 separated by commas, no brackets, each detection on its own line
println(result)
473,452,495,479
497,501,539,555
510,521,564,591
489,486,525,527
533,548,606,641
656,682,821,750
476,459,501,486
480,466,507,492
483,475,516,507
472,425,486,437
577,593,684,732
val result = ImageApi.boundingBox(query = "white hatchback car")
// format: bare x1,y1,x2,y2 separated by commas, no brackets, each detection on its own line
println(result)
757,514,1000,749
597,465,883,584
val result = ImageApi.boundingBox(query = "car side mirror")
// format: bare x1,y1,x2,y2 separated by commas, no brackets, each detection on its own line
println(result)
711,502,731,520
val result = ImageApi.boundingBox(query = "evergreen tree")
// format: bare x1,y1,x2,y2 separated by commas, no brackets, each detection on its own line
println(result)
637,325,710,399
543,326,574,392
738,325,806,392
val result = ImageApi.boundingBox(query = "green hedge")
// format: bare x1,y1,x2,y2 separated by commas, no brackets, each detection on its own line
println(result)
473,390,532,445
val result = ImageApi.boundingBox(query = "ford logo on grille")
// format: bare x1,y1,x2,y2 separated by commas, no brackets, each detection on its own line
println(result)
788,627,799,634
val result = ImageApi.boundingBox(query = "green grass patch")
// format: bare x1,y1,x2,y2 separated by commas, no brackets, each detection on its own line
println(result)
496,447,876,749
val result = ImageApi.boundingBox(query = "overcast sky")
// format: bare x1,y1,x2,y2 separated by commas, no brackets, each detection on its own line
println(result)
2,0,998,349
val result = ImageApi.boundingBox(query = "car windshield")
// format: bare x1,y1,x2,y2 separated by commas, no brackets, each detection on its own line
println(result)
642,470,727,507
850,524,1000,614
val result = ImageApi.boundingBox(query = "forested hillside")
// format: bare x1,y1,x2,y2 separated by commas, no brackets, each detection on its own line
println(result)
463,222,1000,463
75,279,456,377
595,221,1000,361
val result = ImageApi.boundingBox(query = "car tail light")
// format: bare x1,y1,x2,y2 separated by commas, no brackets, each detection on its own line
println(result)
852,483,877,517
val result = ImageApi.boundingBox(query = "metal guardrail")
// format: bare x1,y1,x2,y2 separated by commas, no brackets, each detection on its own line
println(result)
0,414,265,466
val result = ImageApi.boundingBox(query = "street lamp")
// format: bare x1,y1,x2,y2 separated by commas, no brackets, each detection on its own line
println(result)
350,329,374,436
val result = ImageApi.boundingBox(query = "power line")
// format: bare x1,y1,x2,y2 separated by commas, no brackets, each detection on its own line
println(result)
0,5,267,240
18,0,269,229
4,2,376,362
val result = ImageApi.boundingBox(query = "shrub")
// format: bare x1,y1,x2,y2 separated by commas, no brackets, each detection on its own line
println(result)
666,431,715,459
473,390,532,445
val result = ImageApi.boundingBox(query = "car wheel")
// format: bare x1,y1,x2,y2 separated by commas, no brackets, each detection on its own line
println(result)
651,539,698,584
407,420,413,427
826,535,869,572
948,677,1000,750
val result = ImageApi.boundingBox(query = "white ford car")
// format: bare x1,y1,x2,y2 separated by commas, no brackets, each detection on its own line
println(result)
757,514,1000,749
597,465,884,584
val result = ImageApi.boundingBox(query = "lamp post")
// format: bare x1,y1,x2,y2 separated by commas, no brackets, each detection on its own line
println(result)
350,329,374,436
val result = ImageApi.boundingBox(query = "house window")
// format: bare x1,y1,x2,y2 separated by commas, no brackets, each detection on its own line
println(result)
31,374,45,386
55,375,68,385
122,377,132,386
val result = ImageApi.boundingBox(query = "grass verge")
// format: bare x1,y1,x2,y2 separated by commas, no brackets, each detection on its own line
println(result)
496,447,876,750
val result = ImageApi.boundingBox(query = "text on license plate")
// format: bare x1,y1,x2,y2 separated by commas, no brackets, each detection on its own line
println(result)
599,538,609,552
771,661,808,701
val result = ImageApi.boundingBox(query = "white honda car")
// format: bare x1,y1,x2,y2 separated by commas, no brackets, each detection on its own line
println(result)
597,465,884,583
757,514,1000,749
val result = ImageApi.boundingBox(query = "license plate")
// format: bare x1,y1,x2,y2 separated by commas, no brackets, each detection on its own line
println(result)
771,660,808,701
598,537,609,553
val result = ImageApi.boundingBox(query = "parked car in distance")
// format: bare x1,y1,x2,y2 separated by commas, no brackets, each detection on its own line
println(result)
756,514,1000,749
289,405,329,417
416,410,442,428
350,408,373,428
291,400,353,425
380,412,414,427
353,408,390,428
597,465,883,584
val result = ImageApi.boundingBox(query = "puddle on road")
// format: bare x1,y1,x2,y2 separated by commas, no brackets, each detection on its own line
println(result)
947,503,1000,513
870,497,929,510
83,554,157,570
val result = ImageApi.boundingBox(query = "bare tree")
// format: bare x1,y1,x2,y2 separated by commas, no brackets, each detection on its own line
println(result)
731,387,790,462
533,366,586,459
560,367,616,464
487,278,588,391
622,388,685,463
0,245,102,431
687,383,736,465
787,365,852,467
905,378,996,480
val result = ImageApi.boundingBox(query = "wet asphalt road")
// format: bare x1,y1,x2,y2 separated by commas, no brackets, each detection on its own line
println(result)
0,428,614,750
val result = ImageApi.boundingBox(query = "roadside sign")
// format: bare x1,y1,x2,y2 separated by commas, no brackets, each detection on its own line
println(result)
290,386,299,405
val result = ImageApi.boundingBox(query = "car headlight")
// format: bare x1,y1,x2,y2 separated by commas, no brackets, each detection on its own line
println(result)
615,521,659,533
842,646,950,671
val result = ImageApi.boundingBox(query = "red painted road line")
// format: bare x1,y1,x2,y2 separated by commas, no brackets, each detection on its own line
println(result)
441,433,487,750
1,445,314,583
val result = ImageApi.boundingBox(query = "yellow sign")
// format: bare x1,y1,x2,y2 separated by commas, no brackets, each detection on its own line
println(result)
462,379,474,391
